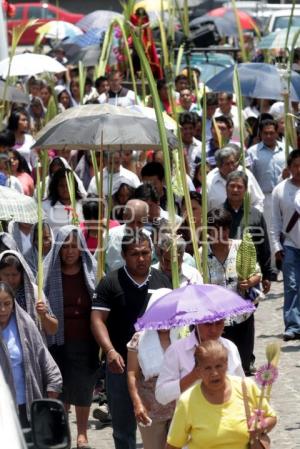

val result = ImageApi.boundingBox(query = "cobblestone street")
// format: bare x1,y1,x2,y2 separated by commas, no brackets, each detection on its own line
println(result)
70,277,300,449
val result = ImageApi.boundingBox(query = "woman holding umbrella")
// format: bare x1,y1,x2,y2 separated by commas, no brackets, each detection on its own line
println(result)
133,284,254,407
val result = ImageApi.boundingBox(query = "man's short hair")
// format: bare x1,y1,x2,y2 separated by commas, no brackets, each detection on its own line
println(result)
287,149,300,167
95,76,108,88
259,119,278,133
141,162,164,181
226,170,248,189
179,112,196,127
175,74,188,84
214,115,234,129
219,92,233,101
121,230,151,254
215,147,236,167
157,232,186,255
201,92,218,108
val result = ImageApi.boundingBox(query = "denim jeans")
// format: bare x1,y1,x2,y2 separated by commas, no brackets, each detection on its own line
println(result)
282,245,300,334
106,369,136,449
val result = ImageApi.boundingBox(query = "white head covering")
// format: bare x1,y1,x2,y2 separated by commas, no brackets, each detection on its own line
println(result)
269,101,284,121
295,189,300,215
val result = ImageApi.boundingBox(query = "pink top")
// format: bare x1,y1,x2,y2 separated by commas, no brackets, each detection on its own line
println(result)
16,172,34,196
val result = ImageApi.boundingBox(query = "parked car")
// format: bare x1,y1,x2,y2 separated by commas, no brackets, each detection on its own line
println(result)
266,9,300,33
0,366,71,449
7,2,83,45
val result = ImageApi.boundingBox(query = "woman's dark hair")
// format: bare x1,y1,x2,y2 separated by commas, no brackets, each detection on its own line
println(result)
49,157,65,175
135,182,159,204
141,162,164,181
32,221,51,243
207,208,232,230
157,78,167,91
7,108,29,132
113,183,135,204
0,254,23,273
82,194,99,220
11,149,31,175
47,168,81,206
57,89,72,107
0,129,15,148
182,191,202,208
0,281,15,301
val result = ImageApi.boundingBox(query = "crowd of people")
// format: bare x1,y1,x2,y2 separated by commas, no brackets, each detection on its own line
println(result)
1,10,300,449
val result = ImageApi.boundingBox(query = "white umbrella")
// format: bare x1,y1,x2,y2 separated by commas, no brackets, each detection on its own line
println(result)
0,186,39,224
36,21,83,40
127,105,177,131
0,53,66,78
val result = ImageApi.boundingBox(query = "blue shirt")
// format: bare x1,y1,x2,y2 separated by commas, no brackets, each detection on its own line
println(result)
247,141,286,193
2,314,26,405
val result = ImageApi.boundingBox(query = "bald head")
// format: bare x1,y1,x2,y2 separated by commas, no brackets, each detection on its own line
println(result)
123,199,149,230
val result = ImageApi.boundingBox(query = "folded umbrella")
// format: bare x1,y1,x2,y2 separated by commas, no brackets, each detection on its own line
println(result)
0,186,39,224
32,104,178,151
206,63,300,102
135,284,255,331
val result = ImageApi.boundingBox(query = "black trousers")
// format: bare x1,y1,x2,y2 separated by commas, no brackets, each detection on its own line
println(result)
223,313,255,373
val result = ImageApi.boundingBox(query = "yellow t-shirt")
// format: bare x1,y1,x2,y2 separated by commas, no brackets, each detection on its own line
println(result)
167,376,276,449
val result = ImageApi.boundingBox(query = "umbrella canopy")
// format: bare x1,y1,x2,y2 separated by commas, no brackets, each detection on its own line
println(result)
127,105,177,130
0,54,66,78
36,21,83,40
258,27,300,50
67,45,101,66
32,104,178,151
76,10,122,32
0,186,38,224
135,284,255,331
206,63,300,102
65,27,105,48
0,80,29,104
190,15,239,37
207,7,257,31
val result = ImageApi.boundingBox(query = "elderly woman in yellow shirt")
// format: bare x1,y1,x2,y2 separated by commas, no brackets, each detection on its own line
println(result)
166,340,277,449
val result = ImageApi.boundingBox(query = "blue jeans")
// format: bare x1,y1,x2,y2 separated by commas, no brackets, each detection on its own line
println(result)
282,245,300,334
106,369,136,449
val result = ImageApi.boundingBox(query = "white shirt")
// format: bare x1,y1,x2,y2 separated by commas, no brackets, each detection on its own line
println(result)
207,166,265,212
215,105,239,130
88,166,141,197
13,134,36,171
42,200,83,235
155,331,244,405
184,138,202,177
98,89,137,107
5,176,24,194
152,262,203,287
271,179,300,253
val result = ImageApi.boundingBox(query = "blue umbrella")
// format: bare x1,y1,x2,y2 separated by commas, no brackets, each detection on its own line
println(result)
65,28,105,47
206,63,300,101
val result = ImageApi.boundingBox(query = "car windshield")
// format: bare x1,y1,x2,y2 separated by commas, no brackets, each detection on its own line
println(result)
273,16,300,30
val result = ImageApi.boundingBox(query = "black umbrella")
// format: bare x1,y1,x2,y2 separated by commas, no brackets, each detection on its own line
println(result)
32,104,178,151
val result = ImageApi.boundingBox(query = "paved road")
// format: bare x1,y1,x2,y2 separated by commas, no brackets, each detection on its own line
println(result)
69,277,300,449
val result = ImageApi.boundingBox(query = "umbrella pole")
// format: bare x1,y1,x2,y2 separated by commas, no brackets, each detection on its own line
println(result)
36,161,43,320
98,138,104,281
201,88,209,284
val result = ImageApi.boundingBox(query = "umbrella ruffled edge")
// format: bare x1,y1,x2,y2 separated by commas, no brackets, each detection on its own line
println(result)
134,301,255,331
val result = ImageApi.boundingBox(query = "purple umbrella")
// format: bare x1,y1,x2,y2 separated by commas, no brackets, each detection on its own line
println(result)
135,284,255,331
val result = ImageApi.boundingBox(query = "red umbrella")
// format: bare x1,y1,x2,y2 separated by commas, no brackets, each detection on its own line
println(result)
207,7,257,31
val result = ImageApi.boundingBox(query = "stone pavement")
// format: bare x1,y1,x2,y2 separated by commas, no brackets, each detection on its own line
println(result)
69,277,300,449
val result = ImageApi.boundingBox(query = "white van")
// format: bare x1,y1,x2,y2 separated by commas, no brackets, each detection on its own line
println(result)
266,9,300,33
